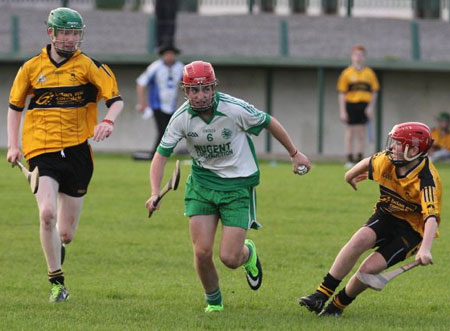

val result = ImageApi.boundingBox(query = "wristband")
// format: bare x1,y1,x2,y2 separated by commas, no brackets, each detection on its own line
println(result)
290,150,298,158
102,119,114,126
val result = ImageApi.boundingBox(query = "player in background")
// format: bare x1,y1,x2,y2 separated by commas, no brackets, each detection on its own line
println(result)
429,112,450,162
299,122,441,316
338,45,379,168
6,8,123,302
146,61,311,312
133,44,184,160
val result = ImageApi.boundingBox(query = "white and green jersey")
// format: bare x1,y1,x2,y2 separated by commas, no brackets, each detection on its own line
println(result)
157,92,271,191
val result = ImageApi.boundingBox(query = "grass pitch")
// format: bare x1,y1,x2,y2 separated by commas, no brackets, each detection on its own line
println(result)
1,153,449,330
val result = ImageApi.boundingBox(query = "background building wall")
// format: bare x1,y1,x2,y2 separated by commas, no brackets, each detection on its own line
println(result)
2,63,448,159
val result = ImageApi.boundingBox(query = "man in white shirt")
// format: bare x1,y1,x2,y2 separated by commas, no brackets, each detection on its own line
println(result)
133,45,184,160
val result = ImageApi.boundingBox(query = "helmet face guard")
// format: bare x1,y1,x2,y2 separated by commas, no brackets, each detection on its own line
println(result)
181,82,217,113
47,8,85,57
181,61,217,113
50,27,84,57
385,135,421,166
385,122,433,166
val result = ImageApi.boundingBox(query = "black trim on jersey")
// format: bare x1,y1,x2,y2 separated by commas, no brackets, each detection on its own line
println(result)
106,96,122,108
28,84,98,109
9,103,24,112
396,158,425,179
82,53,113,77
418,158,435,190
378,185,421,212
47,44,73,68
368,155,374,180
101,65,112,77
82,52,103,68
348,82,372,92
424,215,438,223
423,186,435,203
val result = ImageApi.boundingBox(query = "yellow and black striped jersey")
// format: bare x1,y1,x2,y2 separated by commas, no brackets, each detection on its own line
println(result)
431,127,450,150
9,45,122,160
368,152,442,237
337,66,379,103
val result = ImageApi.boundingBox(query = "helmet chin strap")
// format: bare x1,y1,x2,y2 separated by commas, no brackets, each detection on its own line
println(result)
55,48,75,58
191,105,212,113
403,145,423,162
187,90,217,113
390,144,423,166
50,34,79,58
190,99,216,113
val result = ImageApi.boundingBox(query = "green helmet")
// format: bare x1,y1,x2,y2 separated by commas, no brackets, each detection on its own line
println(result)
47,7,85,57
437,112,450,122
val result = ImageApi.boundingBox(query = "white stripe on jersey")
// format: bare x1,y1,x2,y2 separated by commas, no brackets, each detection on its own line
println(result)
160,93,268,178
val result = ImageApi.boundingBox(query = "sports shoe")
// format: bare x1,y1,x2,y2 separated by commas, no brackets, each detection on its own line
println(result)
243,239,263,290
318,302,343,317
204,304,224,313
299,291,329,314
61,244,66,266
49,283,69,303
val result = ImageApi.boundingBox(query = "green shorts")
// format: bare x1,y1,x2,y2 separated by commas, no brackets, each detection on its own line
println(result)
184,175,261,230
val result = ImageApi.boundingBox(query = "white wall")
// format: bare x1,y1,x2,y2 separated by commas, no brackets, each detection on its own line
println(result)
1,64,447,159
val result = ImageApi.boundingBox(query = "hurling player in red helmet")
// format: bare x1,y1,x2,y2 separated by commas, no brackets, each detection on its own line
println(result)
300,122,441,317
146,61,311,312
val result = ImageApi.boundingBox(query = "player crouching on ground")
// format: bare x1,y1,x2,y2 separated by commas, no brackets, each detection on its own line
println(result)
146,61,311,312
299,122,441,316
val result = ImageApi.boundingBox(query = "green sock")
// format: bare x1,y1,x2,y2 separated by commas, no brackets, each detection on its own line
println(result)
205,288,222,306
245,243,254,264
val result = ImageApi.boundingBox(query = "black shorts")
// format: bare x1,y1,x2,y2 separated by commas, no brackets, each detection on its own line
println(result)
346,102,368,125
365,209,422,267
28,141,94,197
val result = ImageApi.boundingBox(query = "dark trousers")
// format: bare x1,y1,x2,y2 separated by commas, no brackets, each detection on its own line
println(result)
155,0,178,47
152,109,173,154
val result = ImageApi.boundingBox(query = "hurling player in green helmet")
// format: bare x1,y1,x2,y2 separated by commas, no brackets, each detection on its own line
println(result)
8,7,123,303
47,7,85,58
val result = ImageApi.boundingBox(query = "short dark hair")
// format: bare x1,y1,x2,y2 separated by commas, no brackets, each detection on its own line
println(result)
158,44,181,55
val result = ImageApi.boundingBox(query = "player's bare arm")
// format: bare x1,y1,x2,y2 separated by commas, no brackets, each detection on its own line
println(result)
266,117,311,173
135,83,148,113
365,91,378,119
7,107,22,163
344,157,370,190
93,100,124,142
338,92,347,123
145,152,168,212
416,216,438,266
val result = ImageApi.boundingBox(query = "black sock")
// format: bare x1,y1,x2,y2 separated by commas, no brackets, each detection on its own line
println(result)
48,269,64,285
333,287,355,310
316,273,341,298
357,153,363,162
347,154,354,163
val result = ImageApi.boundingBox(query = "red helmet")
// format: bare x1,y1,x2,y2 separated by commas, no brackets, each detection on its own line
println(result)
181,61,217,112
386,122,433,165
182,61,217,86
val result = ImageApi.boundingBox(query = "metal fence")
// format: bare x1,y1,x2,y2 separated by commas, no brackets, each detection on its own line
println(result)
0,0,448,20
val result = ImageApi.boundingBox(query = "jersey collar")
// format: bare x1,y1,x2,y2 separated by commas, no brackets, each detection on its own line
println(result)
351,64,365,72
44,44,81,68
396,157,426,179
